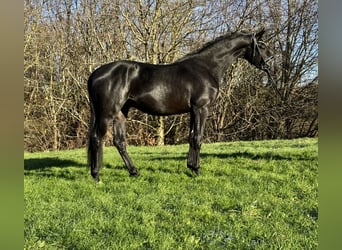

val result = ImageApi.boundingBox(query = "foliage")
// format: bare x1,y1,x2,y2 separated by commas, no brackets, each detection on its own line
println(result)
25,138,318,249
24,0,318,151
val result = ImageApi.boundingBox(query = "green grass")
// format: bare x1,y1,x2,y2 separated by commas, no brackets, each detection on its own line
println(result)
24,138,318,249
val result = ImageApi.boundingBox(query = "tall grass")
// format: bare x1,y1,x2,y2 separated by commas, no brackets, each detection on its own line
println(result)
24,138,318,249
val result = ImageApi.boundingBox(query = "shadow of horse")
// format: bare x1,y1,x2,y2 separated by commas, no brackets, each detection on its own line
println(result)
200,151,315,161
24,157,84,171
146,151,314,162
24,149,314,179
24,157,87,180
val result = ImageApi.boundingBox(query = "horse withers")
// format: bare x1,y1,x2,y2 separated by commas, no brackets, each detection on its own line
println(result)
87,29,275,181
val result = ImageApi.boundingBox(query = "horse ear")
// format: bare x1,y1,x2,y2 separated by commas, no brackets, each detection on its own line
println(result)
255,28,266,40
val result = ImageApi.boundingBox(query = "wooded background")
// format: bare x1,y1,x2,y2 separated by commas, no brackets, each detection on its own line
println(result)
24,0,318,152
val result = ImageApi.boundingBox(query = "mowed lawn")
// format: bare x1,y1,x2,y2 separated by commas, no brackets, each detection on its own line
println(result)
24,138,318,249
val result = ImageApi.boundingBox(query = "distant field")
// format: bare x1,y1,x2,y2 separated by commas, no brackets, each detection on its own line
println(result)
24,138,318,249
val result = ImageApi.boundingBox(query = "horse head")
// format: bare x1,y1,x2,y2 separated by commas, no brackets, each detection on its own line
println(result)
244,28,276,81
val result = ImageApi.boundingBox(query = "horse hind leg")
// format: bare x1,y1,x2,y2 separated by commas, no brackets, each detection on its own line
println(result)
113,111,139,176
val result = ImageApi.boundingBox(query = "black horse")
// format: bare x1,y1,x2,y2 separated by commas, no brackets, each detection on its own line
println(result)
87,29,274,181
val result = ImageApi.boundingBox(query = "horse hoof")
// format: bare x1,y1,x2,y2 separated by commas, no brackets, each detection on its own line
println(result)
187,165,200,176
193,168,201,176
91,172,99,182
129,169,140,177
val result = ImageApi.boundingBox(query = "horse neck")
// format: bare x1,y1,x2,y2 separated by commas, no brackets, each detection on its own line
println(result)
192,35,252,83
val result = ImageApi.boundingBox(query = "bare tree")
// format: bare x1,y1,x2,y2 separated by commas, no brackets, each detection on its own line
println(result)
24,0,318,152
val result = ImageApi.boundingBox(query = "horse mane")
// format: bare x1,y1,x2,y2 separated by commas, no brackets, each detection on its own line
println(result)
177,31,251,62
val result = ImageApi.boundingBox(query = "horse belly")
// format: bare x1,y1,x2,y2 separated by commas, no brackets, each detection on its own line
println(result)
134,88,191,115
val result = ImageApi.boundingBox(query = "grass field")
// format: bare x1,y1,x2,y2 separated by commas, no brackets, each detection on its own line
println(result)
24,138,318,249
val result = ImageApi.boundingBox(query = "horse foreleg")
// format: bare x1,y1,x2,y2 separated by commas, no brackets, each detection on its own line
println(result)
113,112,140,177
187,106,208,175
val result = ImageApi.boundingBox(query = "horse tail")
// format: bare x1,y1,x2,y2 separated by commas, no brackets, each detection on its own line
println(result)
87,101,96,167
87,76,104,181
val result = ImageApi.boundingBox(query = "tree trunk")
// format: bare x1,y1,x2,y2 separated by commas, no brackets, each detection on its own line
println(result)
157,116,165,146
